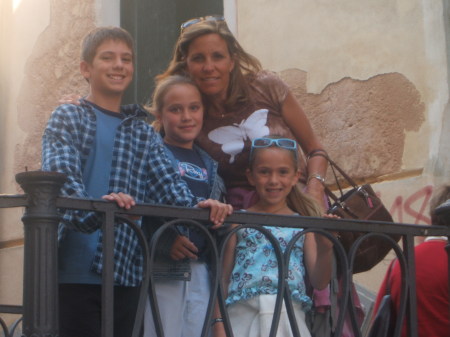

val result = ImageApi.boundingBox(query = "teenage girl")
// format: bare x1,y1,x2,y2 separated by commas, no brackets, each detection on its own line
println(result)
143,75,232,337
213,136,335,337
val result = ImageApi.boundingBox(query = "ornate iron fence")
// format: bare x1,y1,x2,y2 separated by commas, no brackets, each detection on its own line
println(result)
1,171,449,337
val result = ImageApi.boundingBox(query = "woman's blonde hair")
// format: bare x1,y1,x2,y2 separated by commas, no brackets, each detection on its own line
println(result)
146,75,202,133
157,18,262,110
248,136,323,217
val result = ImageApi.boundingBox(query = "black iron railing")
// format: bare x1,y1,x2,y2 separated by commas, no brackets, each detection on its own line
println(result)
1,171,449,337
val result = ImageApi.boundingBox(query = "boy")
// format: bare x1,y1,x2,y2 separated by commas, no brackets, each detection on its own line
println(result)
41,26,231,337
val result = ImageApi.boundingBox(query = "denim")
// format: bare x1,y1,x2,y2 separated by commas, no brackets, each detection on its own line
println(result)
144,143,226,281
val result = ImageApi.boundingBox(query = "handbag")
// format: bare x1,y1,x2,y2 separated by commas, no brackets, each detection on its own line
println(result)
310,152,399,273
367,261,396,337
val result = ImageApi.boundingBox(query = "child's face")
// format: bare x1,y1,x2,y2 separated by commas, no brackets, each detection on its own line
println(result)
80,39,134,98
246,147,300,208
159,83,204,149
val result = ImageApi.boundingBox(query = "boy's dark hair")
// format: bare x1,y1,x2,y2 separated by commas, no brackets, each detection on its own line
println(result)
81,26,135,64
430,185,450,226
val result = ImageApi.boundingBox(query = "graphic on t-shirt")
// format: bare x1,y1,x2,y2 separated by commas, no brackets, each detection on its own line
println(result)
208,109,270,163
178,162,208,182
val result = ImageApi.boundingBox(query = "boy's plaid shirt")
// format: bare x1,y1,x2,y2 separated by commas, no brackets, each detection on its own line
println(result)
42,101,202,286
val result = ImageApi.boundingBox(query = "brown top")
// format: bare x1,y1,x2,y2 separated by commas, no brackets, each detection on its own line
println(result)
196,70,305,189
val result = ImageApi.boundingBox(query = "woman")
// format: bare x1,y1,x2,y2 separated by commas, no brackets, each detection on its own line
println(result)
157,15,328,210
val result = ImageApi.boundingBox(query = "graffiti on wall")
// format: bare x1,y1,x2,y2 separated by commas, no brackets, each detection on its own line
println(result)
386,185,434,225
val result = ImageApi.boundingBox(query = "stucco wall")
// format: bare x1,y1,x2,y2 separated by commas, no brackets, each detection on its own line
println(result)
237,0,448,214
236,0,450,290
0,0,98,326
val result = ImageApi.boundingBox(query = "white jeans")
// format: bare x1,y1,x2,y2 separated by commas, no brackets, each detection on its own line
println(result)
143,261,210,337
227,294,312,337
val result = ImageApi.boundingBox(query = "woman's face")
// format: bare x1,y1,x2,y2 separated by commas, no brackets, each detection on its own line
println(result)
185,33,235,103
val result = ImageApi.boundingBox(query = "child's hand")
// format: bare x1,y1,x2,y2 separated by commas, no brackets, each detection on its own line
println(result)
102,192,136,209
59,93,82,105
102,192,140,220
170,235,198,261
196,199,233,228
318,213,340,245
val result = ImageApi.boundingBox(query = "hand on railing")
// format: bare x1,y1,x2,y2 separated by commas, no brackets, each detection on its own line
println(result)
196,199,233,228
102,192,140,220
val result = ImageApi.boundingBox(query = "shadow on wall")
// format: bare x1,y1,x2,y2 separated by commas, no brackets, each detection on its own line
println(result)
279,69,425,182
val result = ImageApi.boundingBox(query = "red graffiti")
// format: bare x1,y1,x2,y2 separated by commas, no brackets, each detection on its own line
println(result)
387,185,433,224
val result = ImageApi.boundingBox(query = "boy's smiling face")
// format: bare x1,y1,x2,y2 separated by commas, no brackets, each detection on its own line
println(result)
80,39,134,98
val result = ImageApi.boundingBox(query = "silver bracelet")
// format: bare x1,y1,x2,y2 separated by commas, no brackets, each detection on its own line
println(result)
307,173,325,184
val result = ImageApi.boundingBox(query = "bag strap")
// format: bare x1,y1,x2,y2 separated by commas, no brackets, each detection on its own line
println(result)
309,151,359,188
308,151,359,202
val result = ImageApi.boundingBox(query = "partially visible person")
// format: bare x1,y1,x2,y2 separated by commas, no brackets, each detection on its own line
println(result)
42,26,231,337
373,185,450,337
212,136,335,337
142,75,232,337
435,197,450,225
158,16,328,210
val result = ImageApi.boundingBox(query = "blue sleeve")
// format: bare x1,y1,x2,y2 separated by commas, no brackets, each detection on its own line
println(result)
41,105,100,233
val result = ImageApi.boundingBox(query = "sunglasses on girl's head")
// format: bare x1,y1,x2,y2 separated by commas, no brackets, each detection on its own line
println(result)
251,138,298,150
250,138,298,160
180,15,225,32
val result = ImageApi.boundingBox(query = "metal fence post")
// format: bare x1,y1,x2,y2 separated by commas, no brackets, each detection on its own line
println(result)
15,171,66,337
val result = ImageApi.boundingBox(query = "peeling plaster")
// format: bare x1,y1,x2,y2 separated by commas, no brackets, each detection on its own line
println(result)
279,69,425,181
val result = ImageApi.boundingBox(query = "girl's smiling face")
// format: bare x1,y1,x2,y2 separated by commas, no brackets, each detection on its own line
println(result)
246,147,300,210
159,83,204,149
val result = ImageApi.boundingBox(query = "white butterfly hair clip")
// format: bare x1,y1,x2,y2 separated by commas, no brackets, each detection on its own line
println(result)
208,109,270,163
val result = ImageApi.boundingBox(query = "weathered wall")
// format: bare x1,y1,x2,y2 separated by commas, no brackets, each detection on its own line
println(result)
0,0,97,326
236,0,449,290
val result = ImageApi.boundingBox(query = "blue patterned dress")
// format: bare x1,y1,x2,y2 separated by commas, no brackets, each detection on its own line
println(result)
226,225,312,312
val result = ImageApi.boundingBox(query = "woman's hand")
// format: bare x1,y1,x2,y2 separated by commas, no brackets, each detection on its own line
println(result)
196,199,233,228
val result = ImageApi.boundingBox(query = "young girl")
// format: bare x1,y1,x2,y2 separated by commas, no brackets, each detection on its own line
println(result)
143,75,231,337
213,136,334,337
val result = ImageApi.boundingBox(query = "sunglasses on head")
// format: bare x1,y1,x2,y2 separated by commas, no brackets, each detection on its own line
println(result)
250,137,298,159
180,15,225,32
252,138,297,150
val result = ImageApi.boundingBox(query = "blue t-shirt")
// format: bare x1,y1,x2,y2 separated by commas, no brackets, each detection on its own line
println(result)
59,102,124,284
165,143,209,252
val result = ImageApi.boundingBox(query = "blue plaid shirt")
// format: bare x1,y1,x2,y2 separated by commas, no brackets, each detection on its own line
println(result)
42,100,202,286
